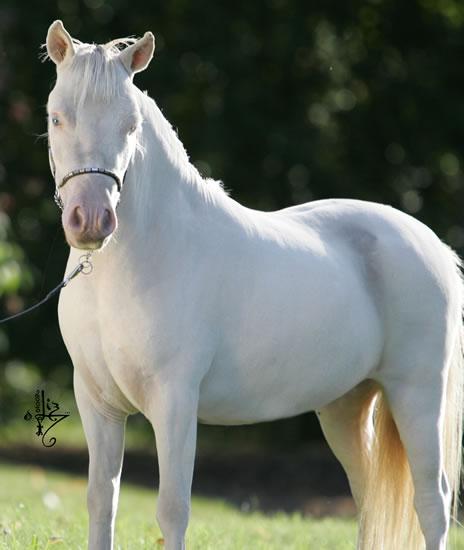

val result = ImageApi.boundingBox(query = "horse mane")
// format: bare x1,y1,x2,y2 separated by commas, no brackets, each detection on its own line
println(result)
135,87,229,203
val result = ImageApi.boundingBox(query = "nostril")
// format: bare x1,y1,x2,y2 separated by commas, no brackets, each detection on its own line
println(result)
68,206,85,233
100,208,116,236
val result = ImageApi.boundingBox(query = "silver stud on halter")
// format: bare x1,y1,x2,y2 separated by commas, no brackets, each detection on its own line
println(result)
48,145,123,211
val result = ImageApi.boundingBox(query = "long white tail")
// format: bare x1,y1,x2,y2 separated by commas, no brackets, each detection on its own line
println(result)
358,256,464,549
444,298,464,531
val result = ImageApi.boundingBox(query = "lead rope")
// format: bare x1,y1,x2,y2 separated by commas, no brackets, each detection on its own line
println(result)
0,142,97,323
0,252,93,324
1,139,122,323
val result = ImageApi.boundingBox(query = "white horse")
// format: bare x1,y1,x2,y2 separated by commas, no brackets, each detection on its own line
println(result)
45,20,463,550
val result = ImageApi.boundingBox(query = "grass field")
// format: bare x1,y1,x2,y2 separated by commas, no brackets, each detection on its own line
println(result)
0,461,356,550
1,462,464,550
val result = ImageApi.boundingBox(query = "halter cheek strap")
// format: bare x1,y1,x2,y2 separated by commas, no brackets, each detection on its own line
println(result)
48,145,124,211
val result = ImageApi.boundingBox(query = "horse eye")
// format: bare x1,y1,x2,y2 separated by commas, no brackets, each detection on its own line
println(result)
51,116,61,127
128,125,137,135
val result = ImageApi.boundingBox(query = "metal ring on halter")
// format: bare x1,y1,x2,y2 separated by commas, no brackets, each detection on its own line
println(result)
78,253,93,275
0,252,94,323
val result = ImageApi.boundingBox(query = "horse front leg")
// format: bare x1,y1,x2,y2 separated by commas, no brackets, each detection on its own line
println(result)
74,372,126,550
147,383,198,550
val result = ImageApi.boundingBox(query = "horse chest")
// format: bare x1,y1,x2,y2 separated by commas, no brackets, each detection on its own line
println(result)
59,277,158,415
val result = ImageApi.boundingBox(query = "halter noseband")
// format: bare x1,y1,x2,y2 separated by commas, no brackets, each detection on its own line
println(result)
49,145,124,211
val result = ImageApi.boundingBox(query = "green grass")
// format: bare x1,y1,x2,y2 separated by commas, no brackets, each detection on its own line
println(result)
1,462,464,549
0,462,356,549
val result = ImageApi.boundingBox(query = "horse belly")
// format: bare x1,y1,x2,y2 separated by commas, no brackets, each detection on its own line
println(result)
198,354,374,425
197,258,383,425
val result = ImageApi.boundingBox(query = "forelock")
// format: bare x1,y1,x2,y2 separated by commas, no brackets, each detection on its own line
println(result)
63,38,137,109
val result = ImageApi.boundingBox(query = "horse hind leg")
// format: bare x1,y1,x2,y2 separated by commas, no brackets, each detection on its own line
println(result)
380,373,452,550
318,370,454,550
316,380,379,511
370,326,463,550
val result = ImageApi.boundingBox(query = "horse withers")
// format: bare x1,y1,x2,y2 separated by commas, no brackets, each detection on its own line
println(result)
45,20,463,550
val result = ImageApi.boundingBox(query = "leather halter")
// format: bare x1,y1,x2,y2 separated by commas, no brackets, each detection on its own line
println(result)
48,145,124,210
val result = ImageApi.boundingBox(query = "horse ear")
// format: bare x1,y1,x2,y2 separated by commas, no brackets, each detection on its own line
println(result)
119,32,155,76
46,20,75,65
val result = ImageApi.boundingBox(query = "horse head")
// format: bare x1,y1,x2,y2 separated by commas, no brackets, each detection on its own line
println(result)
46,20,154,250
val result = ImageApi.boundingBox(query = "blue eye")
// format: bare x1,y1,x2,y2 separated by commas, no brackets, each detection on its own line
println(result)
50,116,61,127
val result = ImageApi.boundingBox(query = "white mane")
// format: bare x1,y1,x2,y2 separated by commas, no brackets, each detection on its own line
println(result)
130,75,228,203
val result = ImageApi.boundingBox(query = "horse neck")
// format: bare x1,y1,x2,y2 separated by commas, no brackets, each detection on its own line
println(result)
108,89,223,267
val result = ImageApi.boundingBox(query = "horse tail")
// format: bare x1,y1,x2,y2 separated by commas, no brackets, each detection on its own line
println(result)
358,249,464,550
358,391,422,549
443,251,464,529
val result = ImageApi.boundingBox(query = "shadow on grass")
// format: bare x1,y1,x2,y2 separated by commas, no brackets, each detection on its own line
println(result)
0,441,355,518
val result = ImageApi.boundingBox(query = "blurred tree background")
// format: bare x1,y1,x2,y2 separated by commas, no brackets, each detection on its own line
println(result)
1,0,464,447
